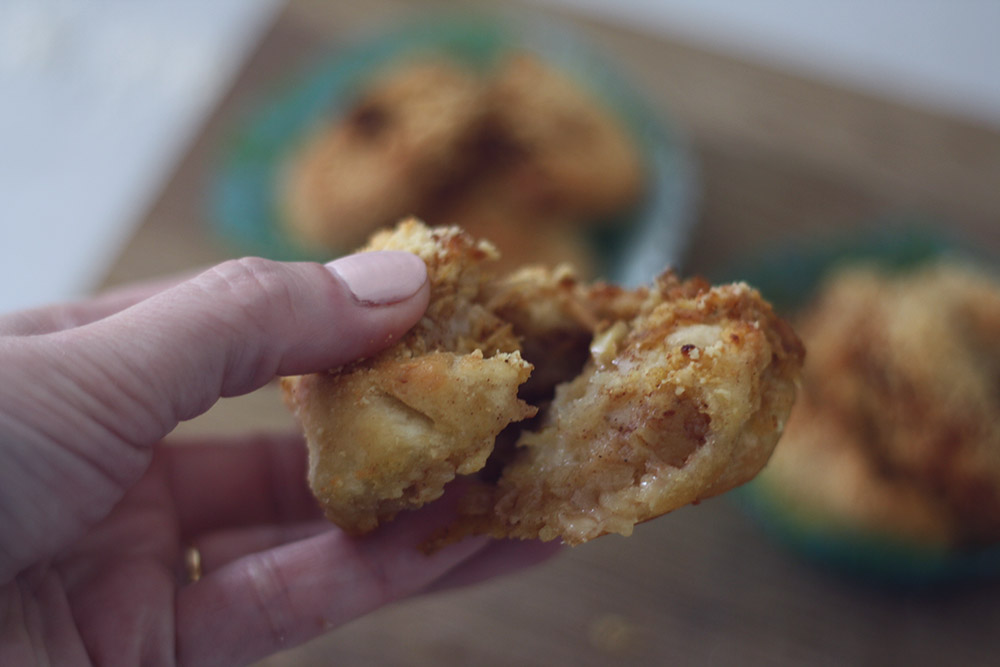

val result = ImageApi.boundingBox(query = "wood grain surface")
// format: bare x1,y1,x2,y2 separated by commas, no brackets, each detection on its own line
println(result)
100,1,1000,665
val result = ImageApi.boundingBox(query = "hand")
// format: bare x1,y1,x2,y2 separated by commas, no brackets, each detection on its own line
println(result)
0,253,559,666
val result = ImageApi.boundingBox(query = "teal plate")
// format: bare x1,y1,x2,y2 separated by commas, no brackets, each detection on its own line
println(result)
722,222,1000,587
735,483,1000,589
211,12,697,282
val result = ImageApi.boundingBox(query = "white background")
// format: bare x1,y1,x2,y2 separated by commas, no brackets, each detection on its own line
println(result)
538,0,1000,130
0,0,282,313
2,0,998,313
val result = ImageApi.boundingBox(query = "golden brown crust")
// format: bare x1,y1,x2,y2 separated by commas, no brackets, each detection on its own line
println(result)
458,273,803,545
282,221,534,533
283,220,803,543
283,350,534,533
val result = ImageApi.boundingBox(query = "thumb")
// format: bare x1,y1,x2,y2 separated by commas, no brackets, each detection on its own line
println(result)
0,252,427,580
56,251,430,442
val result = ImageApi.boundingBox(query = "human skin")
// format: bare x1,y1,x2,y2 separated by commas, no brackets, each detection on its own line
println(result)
0,252,558,666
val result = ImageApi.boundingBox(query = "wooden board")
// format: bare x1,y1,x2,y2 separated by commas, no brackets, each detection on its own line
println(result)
99,1,1000,665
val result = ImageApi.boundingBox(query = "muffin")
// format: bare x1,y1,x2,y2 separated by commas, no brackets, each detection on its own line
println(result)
279,51,646,276
749,259,1000,581
283,220,804,545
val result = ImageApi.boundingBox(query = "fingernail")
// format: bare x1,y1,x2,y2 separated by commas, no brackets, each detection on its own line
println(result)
326,251,427,306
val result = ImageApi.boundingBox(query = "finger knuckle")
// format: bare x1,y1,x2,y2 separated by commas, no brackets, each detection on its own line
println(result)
205,258,298,328
212,258,287,302
241,551,295,649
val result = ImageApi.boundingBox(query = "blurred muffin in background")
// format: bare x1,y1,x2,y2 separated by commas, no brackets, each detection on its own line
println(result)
751,259,1000,579
485,53,644,220
281,59,489,251
279,51,646,277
